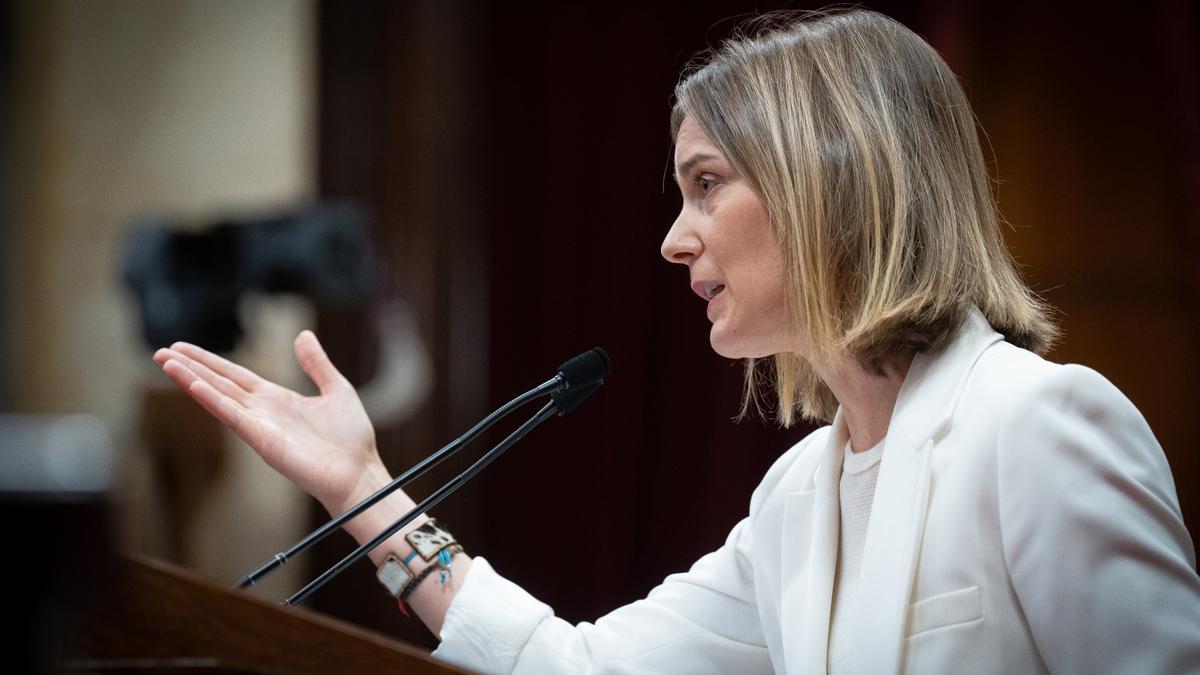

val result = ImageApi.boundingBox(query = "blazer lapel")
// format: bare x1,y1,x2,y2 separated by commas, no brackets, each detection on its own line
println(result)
848,307,1003,673
780,409,847,675
848,431,933,673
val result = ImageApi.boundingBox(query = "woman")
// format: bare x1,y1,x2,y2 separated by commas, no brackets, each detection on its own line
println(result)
153,8,1200,674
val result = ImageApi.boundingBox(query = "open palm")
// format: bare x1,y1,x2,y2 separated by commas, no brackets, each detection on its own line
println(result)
153,330,381,511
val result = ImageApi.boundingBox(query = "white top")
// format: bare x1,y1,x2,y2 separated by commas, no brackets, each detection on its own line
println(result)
828,437,885,675
431,308,1200,674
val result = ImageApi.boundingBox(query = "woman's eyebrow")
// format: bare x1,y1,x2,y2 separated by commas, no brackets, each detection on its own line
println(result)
674,153,718,180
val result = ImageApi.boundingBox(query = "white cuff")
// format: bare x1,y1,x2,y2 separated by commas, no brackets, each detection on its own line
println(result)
432,556,553,674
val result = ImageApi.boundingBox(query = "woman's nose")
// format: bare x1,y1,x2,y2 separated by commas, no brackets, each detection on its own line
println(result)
660,213,702,265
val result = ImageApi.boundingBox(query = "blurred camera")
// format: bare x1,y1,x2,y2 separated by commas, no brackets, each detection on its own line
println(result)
122,202,376,352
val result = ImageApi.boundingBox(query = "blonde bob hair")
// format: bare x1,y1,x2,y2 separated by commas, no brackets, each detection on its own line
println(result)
672,7,1057,426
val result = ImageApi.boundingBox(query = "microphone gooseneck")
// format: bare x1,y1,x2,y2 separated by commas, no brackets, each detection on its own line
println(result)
234,347,611,604
285,400,561,606
236,374,562,589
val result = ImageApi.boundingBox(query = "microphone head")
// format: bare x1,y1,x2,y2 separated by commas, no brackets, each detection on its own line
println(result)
551,381,602,416
556,347,612,390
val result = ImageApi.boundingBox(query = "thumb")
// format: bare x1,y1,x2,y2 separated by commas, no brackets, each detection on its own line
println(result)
294,330,347,395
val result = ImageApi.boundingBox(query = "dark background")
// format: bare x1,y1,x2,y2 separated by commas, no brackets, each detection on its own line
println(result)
307,0,1199,650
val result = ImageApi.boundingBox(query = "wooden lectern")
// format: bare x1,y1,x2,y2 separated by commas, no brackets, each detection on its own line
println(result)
63,556,474,674
1,415,469,673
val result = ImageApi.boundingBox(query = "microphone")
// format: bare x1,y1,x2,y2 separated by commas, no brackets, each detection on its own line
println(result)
283,360,605,606
551,348,609,415
555,347,611,390
234,348,611,594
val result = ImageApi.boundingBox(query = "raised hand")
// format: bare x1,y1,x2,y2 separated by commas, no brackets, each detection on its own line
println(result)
153,330,384,513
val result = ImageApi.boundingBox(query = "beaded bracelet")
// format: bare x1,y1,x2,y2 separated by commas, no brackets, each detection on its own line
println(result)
398,544,463,610
377,520,463,617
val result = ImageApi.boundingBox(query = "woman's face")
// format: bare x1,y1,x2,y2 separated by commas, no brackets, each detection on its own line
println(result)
662,116,798,359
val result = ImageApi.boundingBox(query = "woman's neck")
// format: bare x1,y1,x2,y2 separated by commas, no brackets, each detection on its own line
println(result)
817,354,913,453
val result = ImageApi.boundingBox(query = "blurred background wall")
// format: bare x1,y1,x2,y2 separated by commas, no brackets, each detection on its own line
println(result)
2,0,1196,655
5,0,317,600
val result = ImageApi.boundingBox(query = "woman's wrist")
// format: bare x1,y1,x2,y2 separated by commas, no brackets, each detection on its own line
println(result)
323,460,430,566
322,458,472,635
322,459,392,514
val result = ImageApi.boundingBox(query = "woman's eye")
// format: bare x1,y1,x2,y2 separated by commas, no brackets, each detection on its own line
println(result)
693,174,714,193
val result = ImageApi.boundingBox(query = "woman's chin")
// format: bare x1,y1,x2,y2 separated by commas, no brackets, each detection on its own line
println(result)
709,341,740,359
709,327,755,360
709,324,790,360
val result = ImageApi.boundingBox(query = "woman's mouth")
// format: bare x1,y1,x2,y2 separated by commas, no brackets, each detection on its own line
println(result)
705,286,726,320
691,280,726,301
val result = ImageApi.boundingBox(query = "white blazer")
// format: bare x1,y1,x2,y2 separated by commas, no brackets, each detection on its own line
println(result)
432,308,1200,674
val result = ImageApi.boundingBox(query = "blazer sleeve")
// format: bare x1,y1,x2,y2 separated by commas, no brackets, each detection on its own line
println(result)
430,514,772,675
996,364,1200,674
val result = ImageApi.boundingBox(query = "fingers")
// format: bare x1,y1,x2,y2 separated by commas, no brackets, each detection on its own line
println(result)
167,342,264,391
156,348,251,405
294,330,348,396
184,376,258,444
161,358,253,437
159,356,199,389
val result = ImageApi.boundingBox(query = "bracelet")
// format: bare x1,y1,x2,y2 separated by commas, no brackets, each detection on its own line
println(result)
399,544,463,604
405,519,458,561
376,519,464,617
398,562,441,603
